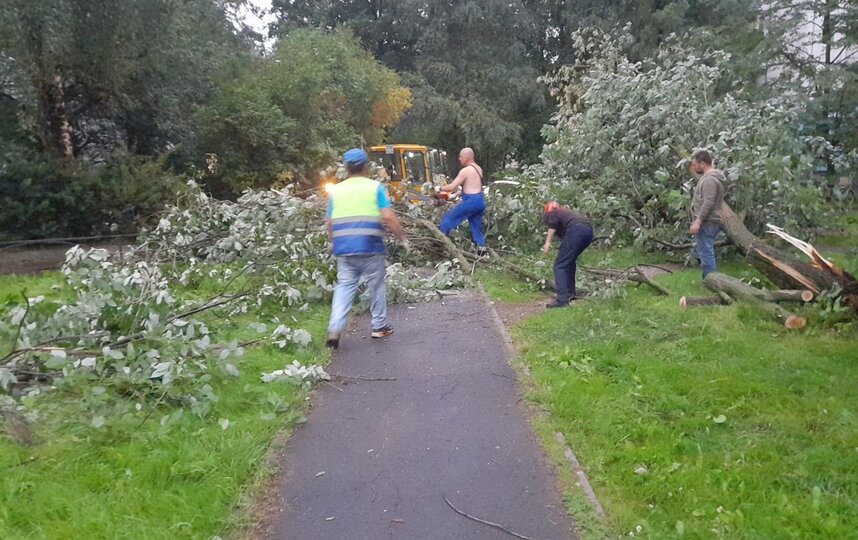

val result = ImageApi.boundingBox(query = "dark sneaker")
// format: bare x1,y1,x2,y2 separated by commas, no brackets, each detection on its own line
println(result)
476,246,490,257
325,332,340,349
371,325,394,338
546,300,569,308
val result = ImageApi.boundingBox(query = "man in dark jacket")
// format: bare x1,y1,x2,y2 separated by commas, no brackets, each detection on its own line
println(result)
689,149,726,278
542,201,594,308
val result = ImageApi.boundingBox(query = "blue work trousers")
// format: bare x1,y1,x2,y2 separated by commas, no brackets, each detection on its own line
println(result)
328,254,387,333
439,193,487,247
554,223,594,303
695,223,722,279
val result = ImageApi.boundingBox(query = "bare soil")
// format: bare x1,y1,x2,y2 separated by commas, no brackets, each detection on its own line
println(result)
0,242,132,275
492,297,549,327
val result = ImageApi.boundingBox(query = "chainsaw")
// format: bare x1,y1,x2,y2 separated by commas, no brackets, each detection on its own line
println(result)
403,187,459,206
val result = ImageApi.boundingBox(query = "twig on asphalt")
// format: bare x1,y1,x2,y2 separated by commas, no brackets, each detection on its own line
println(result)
442,493,540,540
331,373,396,382
321,380,344,392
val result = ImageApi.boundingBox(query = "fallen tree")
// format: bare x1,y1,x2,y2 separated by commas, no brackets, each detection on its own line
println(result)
583,266,672,296
720,204,857,312
703,272,807,329
410,218,677,297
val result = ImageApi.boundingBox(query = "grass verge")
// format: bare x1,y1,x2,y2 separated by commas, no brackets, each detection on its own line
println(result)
482,254,858,539
0,272,330,539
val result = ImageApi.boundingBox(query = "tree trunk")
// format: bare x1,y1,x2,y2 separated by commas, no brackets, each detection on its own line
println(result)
719,203,855,307
414,218,469,265
703,272,806,329
52,74,74,158
39,74,75,158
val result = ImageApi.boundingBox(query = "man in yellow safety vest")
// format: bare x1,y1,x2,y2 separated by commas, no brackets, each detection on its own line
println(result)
325,148,408,349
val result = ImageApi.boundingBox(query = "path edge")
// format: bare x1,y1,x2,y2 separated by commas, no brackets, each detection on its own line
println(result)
476,284,607,526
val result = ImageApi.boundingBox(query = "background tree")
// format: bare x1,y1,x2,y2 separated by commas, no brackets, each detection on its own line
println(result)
271,0,550,172
761,0,858,168
191,29,412,196
0,0,247,160
0,0,252,238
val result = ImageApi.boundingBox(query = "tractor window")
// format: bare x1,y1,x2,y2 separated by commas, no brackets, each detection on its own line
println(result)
404,151,426,185
430,149,448,176
369,151,400,182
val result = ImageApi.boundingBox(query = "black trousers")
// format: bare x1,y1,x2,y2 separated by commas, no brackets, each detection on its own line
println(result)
554,223,594,302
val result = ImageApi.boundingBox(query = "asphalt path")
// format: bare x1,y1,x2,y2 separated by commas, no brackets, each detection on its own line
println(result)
269,290,576,539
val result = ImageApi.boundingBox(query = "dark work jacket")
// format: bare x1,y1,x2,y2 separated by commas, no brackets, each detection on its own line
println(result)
543,208,591,239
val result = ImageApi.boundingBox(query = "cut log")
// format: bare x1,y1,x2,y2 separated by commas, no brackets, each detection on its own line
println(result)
764,289,815,303
679,296,728,308
719,204,857,314
703,272,806,329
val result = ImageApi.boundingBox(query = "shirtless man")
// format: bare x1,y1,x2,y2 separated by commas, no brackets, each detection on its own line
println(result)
438,147,487,252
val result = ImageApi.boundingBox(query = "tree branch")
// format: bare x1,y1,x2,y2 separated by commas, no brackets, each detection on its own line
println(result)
443,494,538,540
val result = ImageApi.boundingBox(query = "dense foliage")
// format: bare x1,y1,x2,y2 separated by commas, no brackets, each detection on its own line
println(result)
531,28,856,245
2,0,856,239
0,155,183,240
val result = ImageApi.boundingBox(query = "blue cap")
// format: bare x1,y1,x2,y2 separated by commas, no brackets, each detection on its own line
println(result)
343,148,369,166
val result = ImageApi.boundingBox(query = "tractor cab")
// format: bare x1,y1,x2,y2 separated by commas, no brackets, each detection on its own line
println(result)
367,144,449,202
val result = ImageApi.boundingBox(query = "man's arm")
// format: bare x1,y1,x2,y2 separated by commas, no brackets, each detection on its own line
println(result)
381,208,406,243
542,228,556,253
440,169,467,192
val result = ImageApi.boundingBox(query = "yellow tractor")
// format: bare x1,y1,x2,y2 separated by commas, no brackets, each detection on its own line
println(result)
367,144,449,202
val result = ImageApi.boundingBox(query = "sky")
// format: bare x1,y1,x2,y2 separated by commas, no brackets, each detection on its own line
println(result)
234,0,277,49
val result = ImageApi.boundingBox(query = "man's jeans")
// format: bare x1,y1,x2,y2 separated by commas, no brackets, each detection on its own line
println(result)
328,254,387,334
439,193,487,247
696,223,722,278
554,223,594,303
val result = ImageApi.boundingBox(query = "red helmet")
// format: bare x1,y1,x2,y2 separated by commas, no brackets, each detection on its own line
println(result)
544,200,559,214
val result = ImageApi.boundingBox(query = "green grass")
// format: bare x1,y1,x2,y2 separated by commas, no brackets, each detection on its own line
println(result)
483,257,858,539
0,272,331,539
475,268,546,303
0,272,65,302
